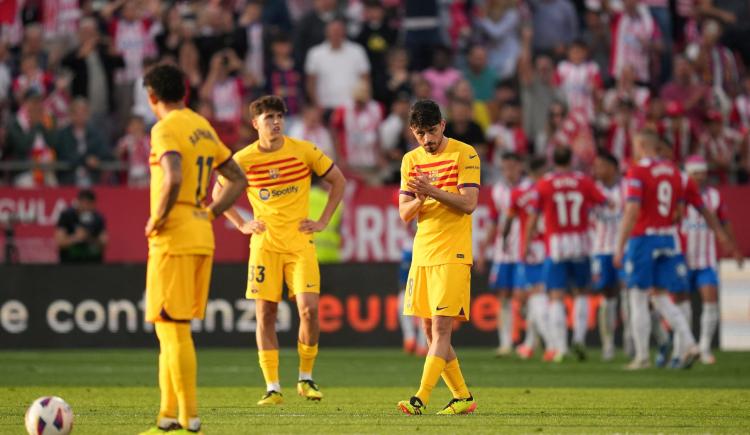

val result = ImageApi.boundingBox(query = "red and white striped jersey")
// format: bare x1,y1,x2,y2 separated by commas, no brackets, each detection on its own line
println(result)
489,179,524,263
592,180,624,255
510,179,546,265
212,77,244,123
331,100,384,169
676,171,705,254
731,94,750,132
606,118,639,163
610,7,659,82
110,18,157,82
683,186,727,269
659,118,695,163
534,171,607,261
554,60,602,120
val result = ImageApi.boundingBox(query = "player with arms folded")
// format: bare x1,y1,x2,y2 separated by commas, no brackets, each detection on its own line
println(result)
213,96,346,405
140,64,247,435
525,147,608,362
614,129,699,370
397,100,480,416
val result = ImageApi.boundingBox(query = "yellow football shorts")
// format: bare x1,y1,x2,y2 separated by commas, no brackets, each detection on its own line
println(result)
246,243,320,302
403,263,471,321
146,252,213,322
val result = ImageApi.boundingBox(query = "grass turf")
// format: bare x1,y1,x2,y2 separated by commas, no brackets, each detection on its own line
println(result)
1,348,749,434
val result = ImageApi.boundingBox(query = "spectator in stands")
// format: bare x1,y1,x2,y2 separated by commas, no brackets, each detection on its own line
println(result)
200,49,246,147
0,41,12,109
194,6,245,74
732,75,750,132
608,0,662,84
55,189,107,263
12,54,53,102
689,19,741,111
518,26,559,151
4,90,56,186
44,73,73,128
449,79,491,132
239,0,267,87
265,34,303,122
154,5,184,59
383,47,412,108
422,45,462,108
356,0,398,105
177,42,203,110
289,105,336,160
379,92,411,183
115,114,150,187
487,99,527,168
660,55,709,126
606,98,639,163
331,79,384,184
476,0,521,80
529,0,578,56
603,64,651,116
16,24,48,71
294,0,339,69
54,98,109,186
402,0,443,71
581,6,611,83
554,39,603,121
660,101,697,163
699,110,741,184
463,45,498,103
61,18,125,129
106,0,158,132
305,18,371,112
131,57,158,127
444,97,486,165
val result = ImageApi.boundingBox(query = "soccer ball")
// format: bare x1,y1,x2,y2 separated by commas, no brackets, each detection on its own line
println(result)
24,396,74,435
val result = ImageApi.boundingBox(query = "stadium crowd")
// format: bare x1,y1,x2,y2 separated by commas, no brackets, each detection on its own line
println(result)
1,0,750,187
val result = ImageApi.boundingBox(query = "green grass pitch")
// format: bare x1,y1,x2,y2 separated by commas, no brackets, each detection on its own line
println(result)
1,348,749,434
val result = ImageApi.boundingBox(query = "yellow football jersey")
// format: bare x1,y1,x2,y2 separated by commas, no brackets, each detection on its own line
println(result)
400,138,480,266
148,108,232,255
223,136,334,253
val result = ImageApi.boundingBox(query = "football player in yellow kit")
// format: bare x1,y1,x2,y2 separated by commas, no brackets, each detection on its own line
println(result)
397,100,480,415
139,64,247,434
213,96,346,405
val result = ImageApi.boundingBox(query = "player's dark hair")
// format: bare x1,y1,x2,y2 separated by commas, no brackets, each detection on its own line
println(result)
552,147,573,166
250,95,287,118
409,99,443,129
501,151,522,162
596,148,619,168
528,155,547,173
143,64,186,103
77,189,96,202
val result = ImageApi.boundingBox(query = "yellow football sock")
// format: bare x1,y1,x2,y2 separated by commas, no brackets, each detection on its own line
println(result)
259,349,280,386
441,358,470,399
415,355,447,405
157,348,178,421
155,321,198,429
298,341,318,376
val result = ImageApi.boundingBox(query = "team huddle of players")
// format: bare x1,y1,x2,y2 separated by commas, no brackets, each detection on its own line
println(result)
478,131,742,370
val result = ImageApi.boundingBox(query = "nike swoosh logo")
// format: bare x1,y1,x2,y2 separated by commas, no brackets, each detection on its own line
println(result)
306,284,316,288
469,155,477,159
436,306,448,311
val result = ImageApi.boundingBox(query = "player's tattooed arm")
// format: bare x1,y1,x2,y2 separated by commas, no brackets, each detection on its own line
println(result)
210,158,248,220
613,201,640,268
146,152,183,236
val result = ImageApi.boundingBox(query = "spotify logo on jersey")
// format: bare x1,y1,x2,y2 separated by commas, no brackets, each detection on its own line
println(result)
259,188,271,201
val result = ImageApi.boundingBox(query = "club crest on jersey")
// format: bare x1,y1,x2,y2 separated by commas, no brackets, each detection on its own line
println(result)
268,168,280,179
259,188,271,200
429,170,439,182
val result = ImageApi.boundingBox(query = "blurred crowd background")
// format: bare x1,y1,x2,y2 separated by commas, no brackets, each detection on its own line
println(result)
2,0,750,188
